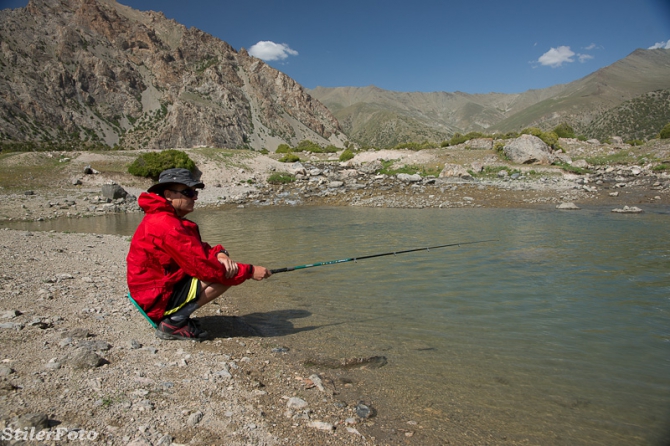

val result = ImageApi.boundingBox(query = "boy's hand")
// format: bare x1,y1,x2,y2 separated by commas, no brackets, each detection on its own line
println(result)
252,266,272,281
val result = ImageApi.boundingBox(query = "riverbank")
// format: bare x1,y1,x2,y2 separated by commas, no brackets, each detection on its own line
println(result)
0,139,668,222
1,229,423,445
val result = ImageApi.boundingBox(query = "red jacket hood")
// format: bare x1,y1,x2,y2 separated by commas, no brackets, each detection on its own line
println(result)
138,192,176,215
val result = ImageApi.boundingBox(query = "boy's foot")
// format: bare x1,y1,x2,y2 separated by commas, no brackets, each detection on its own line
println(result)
156,318,209,341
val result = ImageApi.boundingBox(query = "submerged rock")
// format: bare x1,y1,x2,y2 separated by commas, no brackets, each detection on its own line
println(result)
556,202,580,210
611,206,643,213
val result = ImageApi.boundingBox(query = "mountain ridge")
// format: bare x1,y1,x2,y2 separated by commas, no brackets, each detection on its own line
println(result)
309,49,670,147
0,0,346,150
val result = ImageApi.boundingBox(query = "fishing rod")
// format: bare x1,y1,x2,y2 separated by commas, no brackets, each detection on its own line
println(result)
270,239,497,274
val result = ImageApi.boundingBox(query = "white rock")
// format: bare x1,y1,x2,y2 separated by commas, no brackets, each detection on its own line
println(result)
308,421,334,431
286,397,308,410
611,206,643,213
187,411,203,427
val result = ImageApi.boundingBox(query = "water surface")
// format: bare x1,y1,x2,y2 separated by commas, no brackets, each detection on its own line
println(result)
7,206,670,444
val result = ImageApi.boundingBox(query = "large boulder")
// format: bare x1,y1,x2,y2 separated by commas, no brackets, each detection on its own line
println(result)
101,183,128,200
439,163,470,178
503,135,556,165
465,138,494,150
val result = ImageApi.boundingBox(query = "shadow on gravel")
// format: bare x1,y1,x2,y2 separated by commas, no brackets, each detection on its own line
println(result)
199,309,318,338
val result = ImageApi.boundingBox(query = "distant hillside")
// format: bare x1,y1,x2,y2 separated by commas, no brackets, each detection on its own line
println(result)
0,0,345,150
585,89,670,142
310,49,670,148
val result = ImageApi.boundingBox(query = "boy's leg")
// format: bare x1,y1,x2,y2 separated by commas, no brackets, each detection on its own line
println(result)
196,282,230,307
164,281,229,324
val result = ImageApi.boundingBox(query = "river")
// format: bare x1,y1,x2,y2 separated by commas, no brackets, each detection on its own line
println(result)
7,205,670,444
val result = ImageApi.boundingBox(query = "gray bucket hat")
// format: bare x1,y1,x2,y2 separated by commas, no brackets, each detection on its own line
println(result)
147,168,205,194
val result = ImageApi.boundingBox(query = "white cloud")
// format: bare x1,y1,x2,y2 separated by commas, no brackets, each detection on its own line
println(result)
538,46,575,67
248,41,298,61
648,39,670,49
584,43,597,50
578,53,594,63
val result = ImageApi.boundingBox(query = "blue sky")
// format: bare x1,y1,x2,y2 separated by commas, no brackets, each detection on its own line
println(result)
3,0,670,93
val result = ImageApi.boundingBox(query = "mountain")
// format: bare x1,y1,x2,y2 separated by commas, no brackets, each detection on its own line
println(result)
0,0,345,151
584,89,670,142
309,49,670,147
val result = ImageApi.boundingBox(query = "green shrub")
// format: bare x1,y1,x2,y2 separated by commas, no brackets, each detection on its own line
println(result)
128,150,195,179
520,127,543,137
626,139,645,146
553,123,575,138
276,144,291,153
391,141,435,151
294,140,322,153
259,148,269,155
267,172,296,184
557,162,589,175
445,132,485,147
339,149,355,162
279,153,300,163
323,145,339,153
539,131,559,147
660,123,670,139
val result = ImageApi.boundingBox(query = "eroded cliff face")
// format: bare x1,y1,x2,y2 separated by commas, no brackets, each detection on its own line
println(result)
0,0,345,150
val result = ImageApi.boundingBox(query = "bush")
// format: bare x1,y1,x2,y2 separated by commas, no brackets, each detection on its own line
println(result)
323,145,339,153
660,123,670,139
520,127,543,137
339,149,355,162
267,172,296,184
294,140,322,153
278,153,300,163
276,144,291,153
128,150,195,179
443,132,485,147
553,123,575,138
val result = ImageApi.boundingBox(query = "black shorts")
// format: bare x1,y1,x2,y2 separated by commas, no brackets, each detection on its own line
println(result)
163,275,201,317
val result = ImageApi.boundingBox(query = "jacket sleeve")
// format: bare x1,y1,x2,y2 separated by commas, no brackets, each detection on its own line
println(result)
159,219,253,285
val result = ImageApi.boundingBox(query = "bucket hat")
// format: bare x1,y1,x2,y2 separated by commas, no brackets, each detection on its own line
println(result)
147,168,204,194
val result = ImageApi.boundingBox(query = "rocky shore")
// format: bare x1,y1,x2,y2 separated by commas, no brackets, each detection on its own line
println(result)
0,229,413,445
0,139,669,445
1,139,669,223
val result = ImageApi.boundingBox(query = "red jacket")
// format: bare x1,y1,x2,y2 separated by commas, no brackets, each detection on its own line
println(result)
127,192,254,322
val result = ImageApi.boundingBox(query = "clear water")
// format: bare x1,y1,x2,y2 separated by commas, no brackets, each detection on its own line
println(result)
7,206,670,444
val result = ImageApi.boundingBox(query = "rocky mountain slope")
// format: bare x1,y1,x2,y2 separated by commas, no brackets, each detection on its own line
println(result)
0,0,345,151
584,89,670,142
309,49,670,147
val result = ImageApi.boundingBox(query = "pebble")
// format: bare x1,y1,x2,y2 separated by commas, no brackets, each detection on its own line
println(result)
187,411,204,427
0,322,23,330
1,310,21,319
287,397,308,410
68,347,106,369
15,413,49,430
308,420,334,431
356,402,374,419
0,365,14,376
45,362,61,370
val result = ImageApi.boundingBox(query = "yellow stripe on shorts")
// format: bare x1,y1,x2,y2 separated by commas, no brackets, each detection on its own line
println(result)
163,277,199,316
